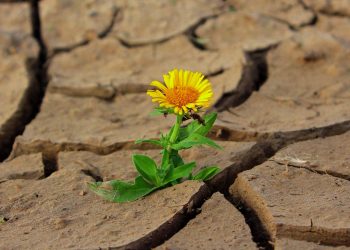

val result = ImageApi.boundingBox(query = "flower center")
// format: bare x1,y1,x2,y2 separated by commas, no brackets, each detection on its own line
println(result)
165,86,199,107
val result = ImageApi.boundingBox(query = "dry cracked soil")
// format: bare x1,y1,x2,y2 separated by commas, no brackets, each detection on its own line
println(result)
0,0,350,249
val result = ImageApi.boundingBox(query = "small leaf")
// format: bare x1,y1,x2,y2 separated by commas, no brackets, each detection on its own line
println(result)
192,166,221,181
88,181,123,201
135,139,162,147
169,150,184,167
0,217,6,224
193,37,207,46
150,107,174,116
163,162,196,184
228,5,236,12
178,112,217,141
88,176,157,203
132,154,160,186
171,133,222,150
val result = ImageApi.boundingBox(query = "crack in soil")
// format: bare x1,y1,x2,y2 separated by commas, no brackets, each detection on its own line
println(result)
9,139,161,160
270,158,350,181
185,14,220,51
257,1,318,31
300,0,350,19
205,68,225,78
51,7,120,56
225,195,273,250
110,185,212,250
208,119,350,192
151,120,350,250
42,150,58,178
214,47,269,111
0,0,49,161
80,169,103,182
209,125,265,142
0,0,36,2
1,0,350,248
118,12,223,49
277,224,350,246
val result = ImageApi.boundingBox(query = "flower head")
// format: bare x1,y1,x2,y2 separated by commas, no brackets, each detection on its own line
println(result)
147,69,213,115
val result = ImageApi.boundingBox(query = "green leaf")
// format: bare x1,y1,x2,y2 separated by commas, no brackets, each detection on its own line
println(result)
160,149,170,171
88,176,157,203
150,107,174,116
0,217,6,224
132,154,160,186
169,150,184,167
228,5,236,12
193,37,207,46
163,162,196,184
192,166,221,181
171,133,222,150
135,139,162,147
178,112,217,141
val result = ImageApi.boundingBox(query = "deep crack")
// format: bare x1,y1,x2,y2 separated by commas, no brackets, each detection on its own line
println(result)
0,0,49,161
9,139,161,160
214,47,269,111
42,150,58,178
208,119,350,192
225,195,273,250
114,185,212,250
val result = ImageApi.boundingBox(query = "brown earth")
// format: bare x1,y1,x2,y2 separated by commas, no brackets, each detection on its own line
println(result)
1,0,350,249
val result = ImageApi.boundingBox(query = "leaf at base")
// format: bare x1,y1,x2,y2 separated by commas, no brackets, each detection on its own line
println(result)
132,154,160,186
192,166,221,181
88,176,157,203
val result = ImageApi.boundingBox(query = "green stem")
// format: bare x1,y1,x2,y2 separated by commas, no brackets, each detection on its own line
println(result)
168,115,183,147
161,115,183,172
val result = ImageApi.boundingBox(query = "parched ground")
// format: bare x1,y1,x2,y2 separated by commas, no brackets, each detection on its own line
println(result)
0,0,350,249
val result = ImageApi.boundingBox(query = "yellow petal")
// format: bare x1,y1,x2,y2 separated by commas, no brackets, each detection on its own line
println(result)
150,81,167,92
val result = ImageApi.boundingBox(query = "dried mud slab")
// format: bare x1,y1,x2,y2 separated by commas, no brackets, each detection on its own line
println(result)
0,3,30,35
275,238,350,250
271,131,350,179
230,161,350,246
217,92,317,135
58,140,254,182
304,0,350,17
261,29,350,100
58,150,158,182
156,193,257,250
316,15,350,45
196,11,292,50
49,36,245,102
40,0,118,48
0,34,38,128
228,0,315,28
0,0,117,49
218,30,350,136
113,0,225,45
10,92,174,157
0,153,43,182
0,166,208,249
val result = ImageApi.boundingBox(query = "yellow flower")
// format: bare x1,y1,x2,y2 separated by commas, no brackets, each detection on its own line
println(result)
147,69,213,115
